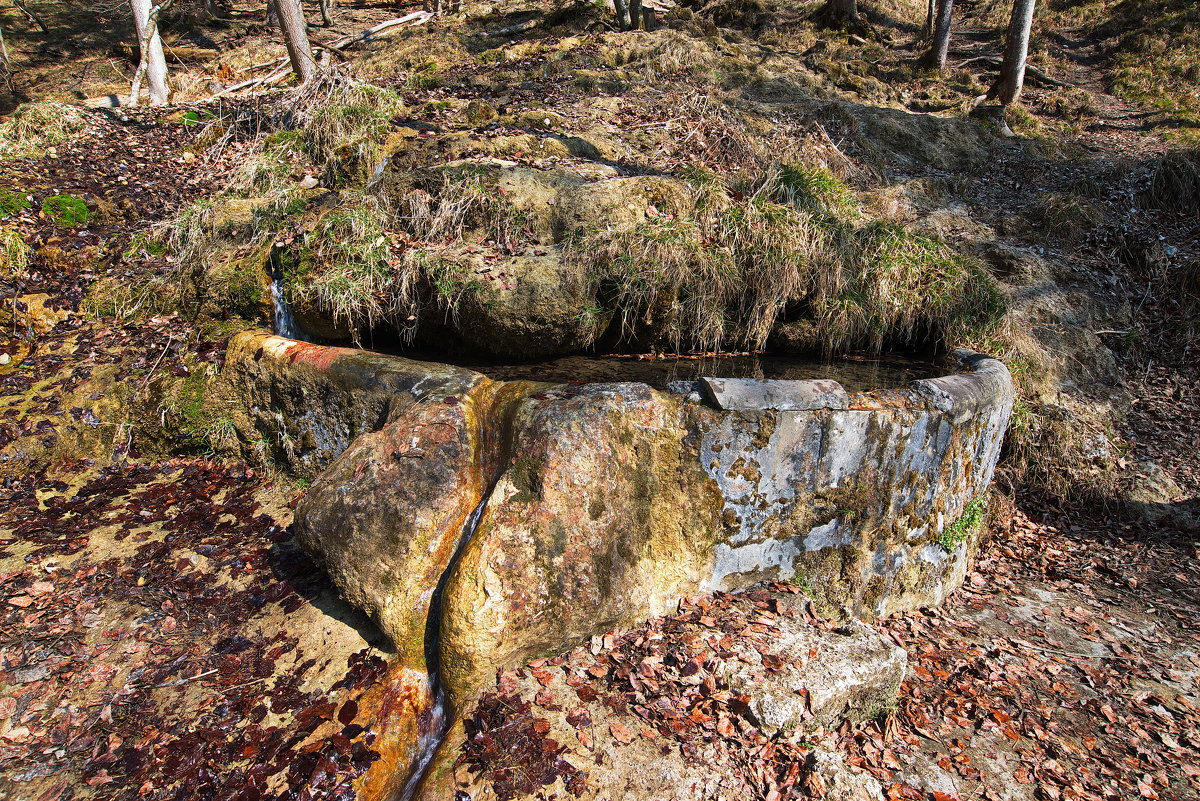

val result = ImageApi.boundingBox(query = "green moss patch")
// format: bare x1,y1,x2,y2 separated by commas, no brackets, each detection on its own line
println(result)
0,189,31,217
41,194,91,227
937,496,986,551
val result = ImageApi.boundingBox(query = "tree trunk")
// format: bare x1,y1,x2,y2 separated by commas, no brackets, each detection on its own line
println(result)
628,0,642,29
921,0,954,71
265,0,280,28
820,0,860,28
991,0,1036,105
922,0,935,41
129,0,170,106
613,0,630,30
276,0,317,84
320,0,334,27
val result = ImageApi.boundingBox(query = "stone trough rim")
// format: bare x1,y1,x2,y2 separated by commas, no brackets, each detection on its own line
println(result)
238,331,1010,415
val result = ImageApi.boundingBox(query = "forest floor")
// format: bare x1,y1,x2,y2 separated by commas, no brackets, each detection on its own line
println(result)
0,1,1198,800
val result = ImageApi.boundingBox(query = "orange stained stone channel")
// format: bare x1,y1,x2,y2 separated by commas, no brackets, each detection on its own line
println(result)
354,665,437,801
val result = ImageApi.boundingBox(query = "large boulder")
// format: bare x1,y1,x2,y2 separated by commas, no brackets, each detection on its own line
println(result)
439,383,725,704
440,353,1010,705
302,157,696,359
224,336,1009,796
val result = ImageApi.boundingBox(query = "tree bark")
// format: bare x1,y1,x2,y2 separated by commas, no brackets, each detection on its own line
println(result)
921,0,954,71
627,0,642,29
613,0,630,29
319,0,334,27
819,0,860,28
990,0,1036,105
276,0,317,84
922,0,935,41
265,0,280,28
129,0,170,106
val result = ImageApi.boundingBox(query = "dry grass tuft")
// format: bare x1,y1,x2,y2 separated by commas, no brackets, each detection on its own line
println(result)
1142,149,1200,218
0,102,89,159
0,229,30,278
567,164,1004,354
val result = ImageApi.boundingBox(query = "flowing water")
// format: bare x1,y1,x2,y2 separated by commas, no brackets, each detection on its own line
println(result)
395,449,506,800
270,279,300,341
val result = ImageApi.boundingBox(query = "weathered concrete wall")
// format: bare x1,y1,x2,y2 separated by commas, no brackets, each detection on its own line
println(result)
222,334,1012,709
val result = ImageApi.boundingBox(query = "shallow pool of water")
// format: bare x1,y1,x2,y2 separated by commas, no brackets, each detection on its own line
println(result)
402,352,939,394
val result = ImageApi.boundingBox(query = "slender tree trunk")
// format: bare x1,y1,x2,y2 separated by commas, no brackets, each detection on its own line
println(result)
922,0,935,41
276,0,317,84
613,0,630,30
129,0,170,106
265,0,280,28
990,0,1036,105
319,0,334,27
628,0,642,29
921,0,954,71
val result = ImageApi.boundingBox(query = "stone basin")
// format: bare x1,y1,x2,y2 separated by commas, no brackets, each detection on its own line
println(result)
219,331,1014,793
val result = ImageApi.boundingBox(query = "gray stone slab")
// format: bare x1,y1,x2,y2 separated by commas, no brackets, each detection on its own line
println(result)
701,377,851,411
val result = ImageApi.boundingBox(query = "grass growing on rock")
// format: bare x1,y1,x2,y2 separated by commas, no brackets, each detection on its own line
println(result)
288,199,394,335
568,165,1004,354
937,496,986,551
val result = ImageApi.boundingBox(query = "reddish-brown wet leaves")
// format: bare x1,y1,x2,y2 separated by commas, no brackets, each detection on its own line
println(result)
459,693,587,800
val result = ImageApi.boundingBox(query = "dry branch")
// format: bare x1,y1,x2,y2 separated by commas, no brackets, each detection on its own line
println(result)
217,11,432,96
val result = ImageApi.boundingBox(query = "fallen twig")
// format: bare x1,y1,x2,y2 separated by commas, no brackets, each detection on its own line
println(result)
217,12,433,96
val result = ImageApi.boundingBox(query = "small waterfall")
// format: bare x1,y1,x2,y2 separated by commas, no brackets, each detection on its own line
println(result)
270,277,301,340
367,152,394,192
395,494,492,801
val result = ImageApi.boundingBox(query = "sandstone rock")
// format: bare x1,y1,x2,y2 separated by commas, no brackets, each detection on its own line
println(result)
242,337,1011,795
807,749,885,801
294,377,541,790
452,251,610,359
219,332,484,475
439,383,724,703
439,353,1009,706
367,159,691,358
465,100,498,124
0,293,71,334
724,617,906,733
1119,461,1198,528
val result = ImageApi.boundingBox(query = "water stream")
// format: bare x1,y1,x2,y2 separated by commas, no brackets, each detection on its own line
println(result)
270,278,301,341
394,471,496,800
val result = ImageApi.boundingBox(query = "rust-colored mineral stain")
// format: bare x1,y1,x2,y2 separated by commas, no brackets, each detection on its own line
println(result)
282,340,343,371
354,666,434,801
